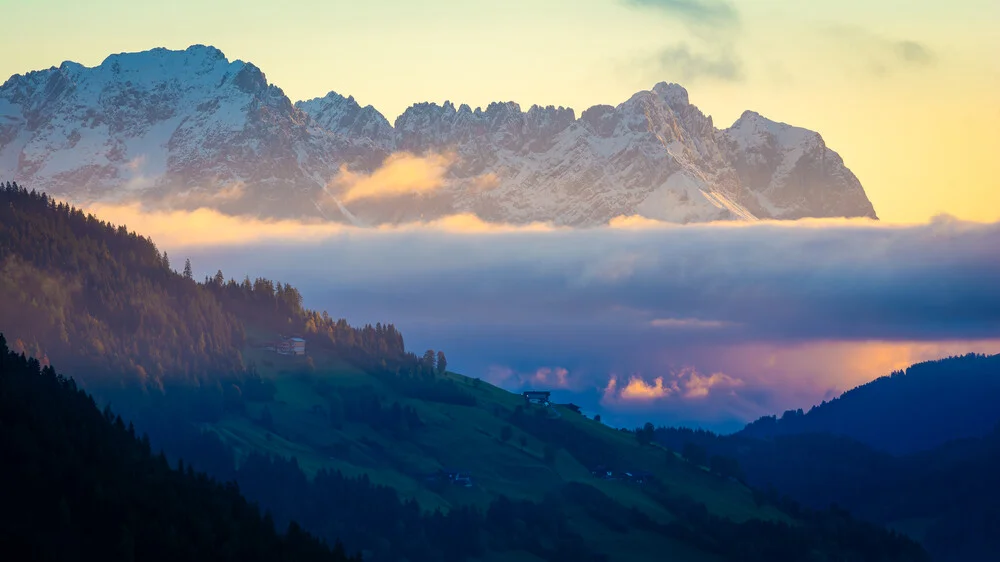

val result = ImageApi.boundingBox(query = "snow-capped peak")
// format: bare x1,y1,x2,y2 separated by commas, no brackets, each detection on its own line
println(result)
651,82,690,108
726,110,821,152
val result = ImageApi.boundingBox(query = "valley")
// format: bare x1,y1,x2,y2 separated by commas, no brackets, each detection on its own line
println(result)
0,182,927,562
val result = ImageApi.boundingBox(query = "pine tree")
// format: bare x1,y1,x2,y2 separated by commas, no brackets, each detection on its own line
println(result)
183,259,193,280
422,350,436,371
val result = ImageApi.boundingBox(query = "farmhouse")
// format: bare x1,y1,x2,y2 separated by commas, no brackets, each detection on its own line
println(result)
589,466,653,484
622,471,654,485
286,337,306,356
522,390,551,406
590,465,615,480
441,468,474,487
265,336,307,356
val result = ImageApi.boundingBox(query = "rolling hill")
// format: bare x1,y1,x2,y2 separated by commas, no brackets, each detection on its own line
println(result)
655,354,1000,561
739,353,1000,454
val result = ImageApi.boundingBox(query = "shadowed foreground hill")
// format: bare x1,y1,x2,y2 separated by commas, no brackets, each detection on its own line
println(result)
0,333,357,562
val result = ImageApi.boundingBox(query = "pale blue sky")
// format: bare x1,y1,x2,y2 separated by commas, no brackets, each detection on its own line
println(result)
2,0,998,221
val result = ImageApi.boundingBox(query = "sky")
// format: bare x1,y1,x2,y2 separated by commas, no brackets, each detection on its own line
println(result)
2,0,999,223
5,0,999,429
89,202,1000,431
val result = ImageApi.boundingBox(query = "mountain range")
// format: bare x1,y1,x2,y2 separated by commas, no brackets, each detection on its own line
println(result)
0,45,878,226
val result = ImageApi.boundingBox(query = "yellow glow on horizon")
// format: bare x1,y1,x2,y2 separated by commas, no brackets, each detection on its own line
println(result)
726,339,1000,400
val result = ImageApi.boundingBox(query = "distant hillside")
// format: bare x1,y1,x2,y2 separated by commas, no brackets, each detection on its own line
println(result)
654,354,1000,562
656,424,1000,562
740,353,1000,454
0,184,928,562
0,334,356,562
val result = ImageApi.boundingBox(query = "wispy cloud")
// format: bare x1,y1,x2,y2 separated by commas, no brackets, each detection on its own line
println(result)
649,318,735,329
485,365,575,390
896,40,934,65
651,44,744,82
623,0,739,30
623,0,745,84
823,25,936,77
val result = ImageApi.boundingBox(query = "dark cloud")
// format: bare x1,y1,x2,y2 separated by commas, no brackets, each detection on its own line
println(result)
896,40,934,65
623,0,744,84
824,25,935,76
624,0,739,29
179,218,1000,430
653,44,743,82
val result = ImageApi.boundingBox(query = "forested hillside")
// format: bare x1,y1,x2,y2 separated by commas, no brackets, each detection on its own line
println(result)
655,355,1000,561
0,333,356,562
0,182,243,385
0,181,405,393
740,353,1000,453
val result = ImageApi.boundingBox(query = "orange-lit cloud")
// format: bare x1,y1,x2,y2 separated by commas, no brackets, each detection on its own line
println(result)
412,213,554,234
605,375,675,401
602,368,743,404
681,369,743,399
718,340,1000,403
332,151,454,203
84,203,347,246
80,203,561,247
80,194,998,252
533,367,570,388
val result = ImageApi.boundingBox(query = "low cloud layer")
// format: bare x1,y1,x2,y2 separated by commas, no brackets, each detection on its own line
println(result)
93,203,1000,431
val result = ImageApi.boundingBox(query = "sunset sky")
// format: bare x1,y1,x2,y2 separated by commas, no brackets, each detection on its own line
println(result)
4,0,998,429
3,0,998,223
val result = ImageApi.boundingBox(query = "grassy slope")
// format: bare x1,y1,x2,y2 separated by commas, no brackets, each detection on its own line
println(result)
206,343,787,560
